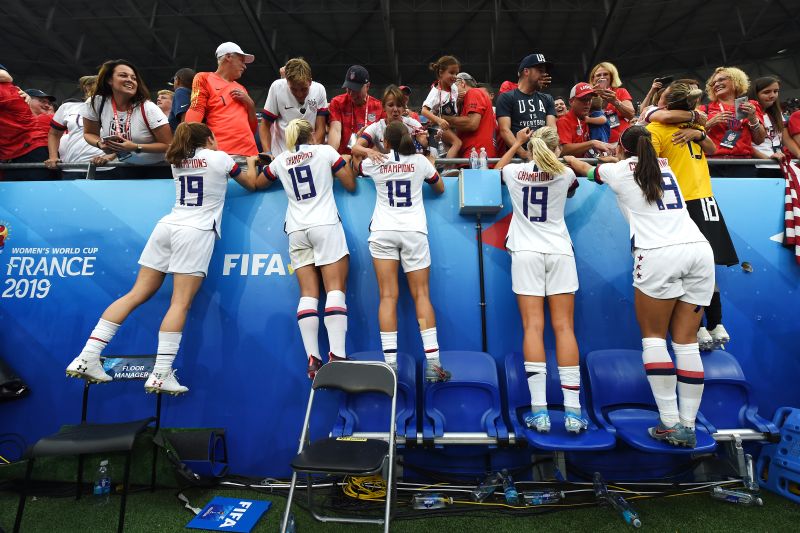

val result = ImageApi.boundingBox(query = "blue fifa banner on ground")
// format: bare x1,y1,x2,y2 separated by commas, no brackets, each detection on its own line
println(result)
1,177,798,476
186,497,270,532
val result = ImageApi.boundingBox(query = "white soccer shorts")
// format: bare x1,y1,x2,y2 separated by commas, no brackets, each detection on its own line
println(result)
632,241,715,305
368,230,431,272
138,222,215,277
288,222,349,269
510,251,579,296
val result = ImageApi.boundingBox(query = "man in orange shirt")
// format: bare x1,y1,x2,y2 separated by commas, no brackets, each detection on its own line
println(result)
184,42,258,156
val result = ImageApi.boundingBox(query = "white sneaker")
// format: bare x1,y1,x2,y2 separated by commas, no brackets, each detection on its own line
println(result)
66,355,112,383
708,324,730,349
697,327,714,352
144,370,189,395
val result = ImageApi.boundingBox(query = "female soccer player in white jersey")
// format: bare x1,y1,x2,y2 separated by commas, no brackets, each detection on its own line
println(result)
565,125,714,448
66,122,263,394
494,126,587,434
259,118,356,379
359,121,448,382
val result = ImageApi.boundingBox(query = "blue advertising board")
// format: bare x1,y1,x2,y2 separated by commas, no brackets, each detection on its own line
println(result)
0,176,797,476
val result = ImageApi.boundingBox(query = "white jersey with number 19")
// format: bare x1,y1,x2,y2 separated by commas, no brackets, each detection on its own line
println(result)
360,150,440,234
595,157,707,249
159,148,240,238
266,144,346,233
501,162,578,255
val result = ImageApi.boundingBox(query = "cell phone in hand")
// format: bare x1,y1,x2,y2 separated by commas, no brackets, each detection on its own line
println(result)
734,96,748,120
654,76,673,85
102,135,124,143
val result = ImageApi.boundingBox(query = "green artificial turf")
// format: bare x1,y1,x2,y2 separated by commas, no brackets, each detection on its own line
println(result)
2,483,799,532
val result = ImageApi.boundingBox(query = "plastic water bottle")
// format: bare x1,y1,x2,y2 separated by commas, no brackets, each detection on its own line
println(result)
471,472,500,502
500,469,519,504
469,147,479,169
285,512,296,533
411,493,452,509
522,490,564,505
479,147,488,169
93,459,111,505
711,486,763,506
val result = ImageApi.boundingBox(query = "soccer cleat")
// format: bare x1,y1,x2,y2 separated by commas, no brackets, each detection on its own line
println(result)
65,355,112,383
564,412,589,434
307,356,322,380
144,370,188,395
708,324,730,349
327,352,347,363
697,327,714,352
524,410,551,433
648,422,697,448
424,360,451,382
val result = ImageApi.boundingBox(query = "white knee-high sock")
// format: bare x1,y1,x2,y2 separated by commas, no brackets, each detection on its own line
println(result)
642,337,679,426
323,290,348,359
421,327,439,361
297,297,320,361
558,365,582,410
80,318,120,360
381,331,398,366
524,361,547,409
673,342,705,429
154,331,182,374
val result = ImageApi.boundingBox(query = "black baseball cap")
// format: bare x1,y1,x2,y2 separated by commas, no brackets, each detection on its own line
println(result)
0,64,7,72
518,53,553,74
399,85,412,95
24,89,56,102
343,65,369,91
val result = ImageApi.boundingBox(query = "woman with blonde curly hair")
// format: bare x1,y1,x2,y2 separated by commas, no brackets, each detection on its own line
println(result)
702,67,766,163
588,61,636,144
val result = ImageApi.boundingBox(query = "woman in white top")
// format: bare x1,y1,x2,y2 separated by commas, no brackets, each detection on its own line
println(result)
749,76,800,176
82,59,173,179
259,119,356,380
360,121,448,382
565,125,715,449
66,122,263,394
494,126,587,435
352,85,428,165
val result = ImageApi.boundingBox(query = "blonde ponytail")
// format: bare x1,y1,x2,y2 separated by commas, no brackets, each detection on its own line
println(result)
527,127,566,175
285,118,313,152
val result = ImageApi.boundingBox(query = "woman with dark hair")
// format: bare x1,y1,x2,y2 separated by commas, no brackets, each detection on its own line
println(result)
749,77,800,176
257,119,356,379
565,126,714,449
82,59,173,178
66,122,262,393
360,121,448,381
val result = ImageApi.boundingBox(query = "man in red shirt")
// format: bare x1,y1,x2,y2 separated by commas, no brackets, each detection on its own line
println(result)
443,72,496,160
789,110,800,147
184,42,259,156
557,83,613,157
327,65,383,155
0,68,52,180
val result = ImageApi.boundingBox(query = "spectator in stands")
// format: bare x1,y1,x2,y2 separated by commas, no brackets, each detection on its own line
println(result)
499,80,518,94
557,83,613,157
442,72,496,161
83,59,172,179
25,89,55,116
422,55,463,160
185,42,258,157
46,75,110,177
789,108,800,150
554,97,567,118
0,66,52,180
496,53,556,160
260,57,328,158
639,77,667,117
168,67,195,131
327,65,383,155
702,67,765,176
353,85,427,164
156,89,173,115
479,83,495,103
587,96,610,143
400,86,421,121
749,77,800,174
588,62,635,144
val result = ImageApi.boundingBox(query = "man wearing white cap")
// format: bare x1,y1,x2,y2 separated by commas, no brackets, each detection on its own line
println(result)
185,42,259,156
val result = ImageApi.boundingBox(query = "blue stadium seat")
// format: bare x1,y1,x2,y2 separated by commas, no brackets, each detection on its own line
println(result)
585,349,716,454
331,351,417,439
504,352,615,451
422,351,508,444
697,350,779,436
